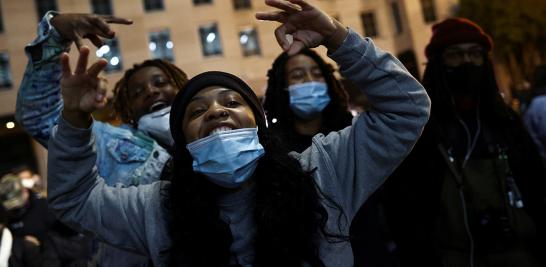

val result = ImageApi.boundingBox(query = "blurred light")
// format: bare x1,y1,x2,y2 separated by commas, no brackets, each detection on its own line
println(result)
166,41,173,49
271,118,277,124
240,34,248,44
96,45,110,57
110,56,120,66
6,121,15,129
149,42,157,51
206,32,216,43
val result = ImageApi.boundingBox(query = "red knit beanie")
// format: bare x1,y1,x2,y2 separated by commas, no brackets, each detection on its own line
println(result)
425,18,493,59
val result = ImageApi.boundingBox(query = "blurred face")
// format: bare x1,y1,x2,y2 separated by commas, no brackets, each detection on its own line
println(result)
442,43,485,67
126,66,178,122
285,54,325,86
182,87,257,143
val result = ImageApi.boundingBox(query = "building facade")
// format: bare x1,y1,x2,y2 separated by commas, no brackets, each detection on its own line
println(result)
0,0,458,180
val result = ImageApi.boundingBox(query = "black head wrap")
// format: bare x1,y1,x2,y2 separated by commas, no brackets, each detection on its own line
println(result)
169,71,268,147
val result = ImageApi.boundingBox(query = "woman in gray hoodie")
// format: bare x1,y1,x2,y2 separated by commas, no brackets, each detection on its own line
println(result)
46,0,430,266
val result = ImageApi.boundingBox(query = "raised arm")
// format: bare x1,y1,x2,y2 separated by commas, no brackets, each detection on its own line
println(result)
258,0,431,219
47,47,169,258
15,12,131,147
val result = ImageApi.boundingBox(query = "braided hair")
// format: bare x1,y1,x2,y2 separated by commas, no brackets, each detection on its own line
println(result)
112,59,188,124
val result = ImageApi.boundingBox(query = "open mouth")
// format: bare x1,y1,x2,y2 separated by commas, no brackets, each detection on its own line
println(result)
208,126,233,136
149,101,168,112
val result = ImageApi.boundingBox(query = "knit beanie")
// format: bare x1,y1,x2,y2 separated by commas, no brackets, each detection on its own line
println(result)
425,18,493,59
169,71,267,146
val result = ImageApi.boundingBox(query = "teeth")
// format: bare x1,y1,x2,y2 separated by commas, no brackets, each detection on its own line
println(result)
149,102,167,112
209,126,232,136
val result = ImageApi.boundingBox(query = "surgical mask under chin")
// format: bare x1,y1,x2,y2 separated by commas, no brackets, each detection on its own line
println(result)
186,128,265,189
288,81,331,120
138,106,175,148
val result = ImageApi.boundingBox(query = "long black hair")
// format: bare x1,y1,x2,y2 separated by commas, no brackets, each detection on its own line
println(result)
167,71,343,267
263,49,353,149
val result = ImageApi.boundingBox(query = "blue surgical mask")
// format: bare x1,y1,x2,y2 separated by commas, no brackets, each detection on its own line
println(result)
138,106,175,148
186,128,265,188
288,81,331,119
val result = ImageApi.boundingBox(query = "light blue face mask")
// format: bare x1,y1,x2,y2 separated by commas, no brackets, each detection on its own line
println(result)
288,81,331,120
186,128,265,188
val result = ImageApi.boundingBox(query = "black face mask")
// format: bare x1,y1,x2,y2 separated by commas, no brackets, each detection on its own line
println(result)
444,64,485,96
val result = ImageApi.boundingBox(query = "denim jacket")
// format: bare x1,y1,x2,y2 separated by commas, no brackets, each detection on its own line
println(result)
46,30,431,267
15,12,170,266
15,12,171,187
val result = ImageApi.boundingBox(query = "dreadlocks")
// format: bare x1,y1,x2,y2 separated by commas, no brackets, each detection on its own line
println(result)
112,59,188,124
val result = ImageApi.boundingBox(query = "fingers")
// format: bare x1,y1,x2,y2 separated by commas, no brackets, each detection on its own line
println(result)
274,25,290,51
90,18,115,38
95,77,108,103
60,53,72,77
286,0,311,9
287,41,305,56
255,11,287,22
86,34,104,48
74,36,83,50
264,0,302,13
88,58,108,77
75,46,90,75
101,15,133,25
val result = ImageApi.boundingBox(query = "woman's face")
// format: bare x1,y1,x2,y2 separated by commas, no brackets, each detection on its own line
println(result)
126,66,178,122
285,54,325,86
182,87,257,143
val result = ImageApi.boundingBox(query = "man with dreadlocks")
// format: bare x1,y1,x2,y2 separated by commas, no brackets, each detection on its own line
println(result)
15,12,188,267
382,18,546,267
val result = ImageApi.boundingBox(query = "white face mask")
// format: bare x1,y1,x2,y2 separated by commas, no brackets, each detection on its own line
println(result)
137,106,175,148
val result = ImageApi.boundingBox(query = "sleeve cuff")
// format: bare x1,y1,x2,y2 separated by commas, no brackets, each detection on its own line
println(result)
56,116,94,147
328,28,369,66
25,11,71,58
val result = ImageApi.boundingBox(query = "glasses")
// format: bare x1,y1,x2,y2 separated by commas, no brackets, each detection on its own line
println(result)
443,47,485,66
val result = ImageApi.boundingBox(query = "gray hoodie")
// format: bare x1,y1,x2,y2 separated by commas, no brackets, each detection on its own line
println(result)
47,29,431,267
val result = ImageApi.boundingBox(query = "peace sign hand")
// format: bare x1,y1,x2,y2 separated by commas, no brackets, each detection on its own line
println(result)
60,46,108,128
51,13,133,49
256,0,348,55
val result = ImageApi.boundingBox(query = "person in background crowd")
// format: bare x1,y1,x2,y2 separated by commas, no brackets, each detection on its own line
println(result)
0,174,54,245
383,18,546,267
263,49,398,266
45,0,430,266
524,65,546,162
263,49,353,152
15,12,188,266
0,197,42,267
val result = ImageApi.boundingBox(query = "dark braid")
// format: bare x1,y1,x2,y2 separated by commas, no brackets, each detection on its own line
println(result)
112,59,188,124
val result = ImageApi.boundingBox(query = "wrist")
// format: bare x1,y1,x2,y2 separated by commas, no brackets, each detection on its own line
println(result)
323,19,348,53
62,109,93,129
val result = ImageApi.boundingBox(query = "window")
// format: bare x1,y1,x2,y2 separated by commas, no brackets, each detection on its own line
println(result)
233,0,251,10
143,0,164,11
420,0,437,23
0,52,12,89
391,2,403,34
194,0,213,5
239,27,261,57
199,23,222,57
360,12,378,37
35,0,58,21
91,0,113,15
96,38,123,73
149,30,175,62
0,2,4,33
